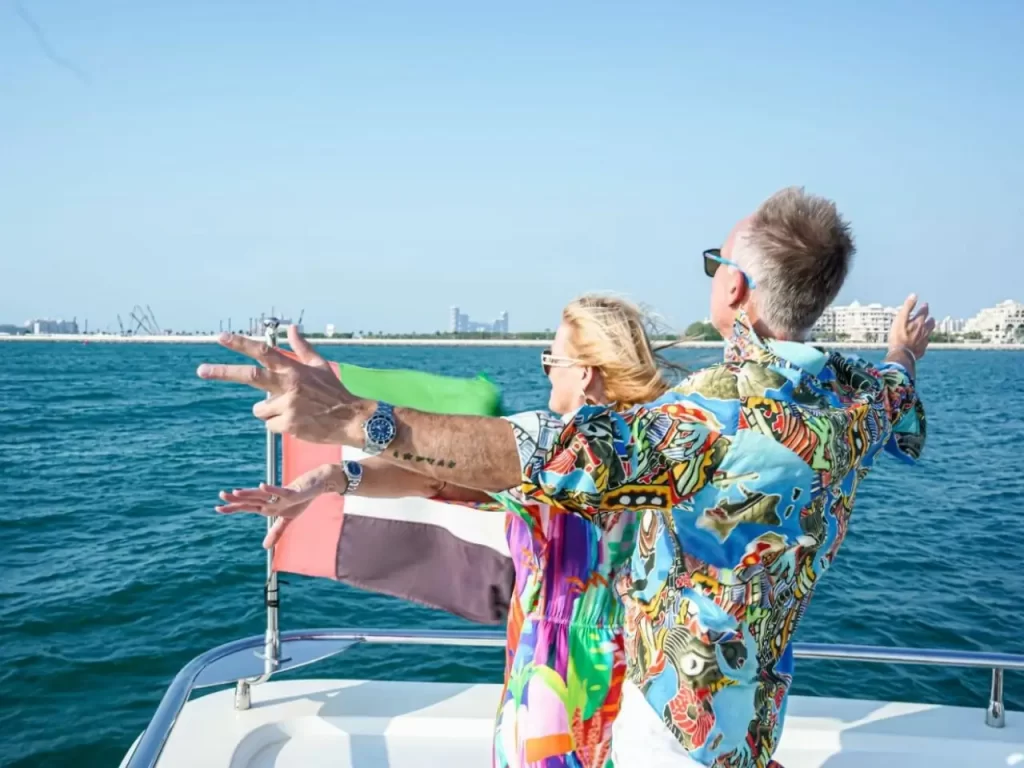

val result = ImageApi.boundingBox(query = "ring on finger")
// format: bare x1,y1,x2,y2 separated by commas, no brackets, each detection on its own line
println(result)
267,494,280,504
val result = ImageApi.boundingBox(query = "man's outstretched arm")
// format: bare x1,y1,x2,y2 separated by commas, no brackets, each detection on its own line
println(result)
875,294,932,463
827,293,932,462
195,326,525,491
344,400,524,492
195,326,682,523
196,326,643,498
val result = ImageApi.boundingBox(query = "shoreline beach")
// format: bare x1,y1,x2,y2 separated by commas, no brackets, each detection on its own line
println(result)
1,333,1021,351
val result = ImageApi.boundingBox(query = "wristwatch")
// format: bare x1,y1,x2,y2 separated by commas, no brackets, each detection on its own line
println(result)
362,401,397,456
339,460,363,495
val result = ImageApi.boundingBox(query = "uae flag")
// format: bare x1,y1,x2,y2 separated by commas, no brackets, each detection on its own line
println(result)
271,361,514,624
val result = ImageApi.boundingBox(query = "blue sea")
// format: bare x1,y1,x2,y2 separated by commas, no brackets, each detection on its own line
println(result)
1,342,1022,767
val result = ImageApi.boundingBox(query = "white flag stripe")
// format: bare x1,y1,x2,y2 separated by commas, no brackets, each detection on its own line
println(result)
343,446,510,556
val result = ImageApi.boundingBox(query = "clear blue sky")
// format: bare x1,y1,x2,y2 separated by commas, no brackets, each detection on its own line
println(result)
2,0,1021,333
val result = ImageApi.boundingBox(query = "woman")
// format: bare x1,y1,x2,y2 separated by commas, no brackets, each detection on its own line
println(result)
216,294,681,768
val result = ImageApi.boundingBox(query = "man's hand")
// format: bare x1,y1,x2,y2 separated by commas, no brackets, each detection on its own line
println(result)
887,294,935,367
197,325,371,445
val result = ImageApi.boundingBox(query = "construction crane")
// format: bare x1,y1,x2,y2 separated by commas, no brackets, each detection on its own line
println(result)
146,305,162,334
127,305,161,336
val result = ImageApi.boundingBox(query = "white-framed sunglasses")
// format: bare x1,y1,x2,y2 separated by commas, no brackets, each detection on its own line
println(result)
540,347,584,376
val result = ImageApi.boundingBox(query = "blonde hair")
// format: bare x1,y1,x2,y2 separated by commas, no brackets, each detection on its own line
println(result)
561,293,685,411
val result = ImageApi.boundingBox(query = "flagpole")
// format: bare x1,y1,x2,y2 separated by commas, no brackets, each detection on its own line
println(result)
234,317,282,710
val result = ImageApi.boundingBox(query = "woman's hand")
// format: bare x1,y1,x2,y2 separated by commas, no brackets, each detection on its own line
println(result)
216,462,345,549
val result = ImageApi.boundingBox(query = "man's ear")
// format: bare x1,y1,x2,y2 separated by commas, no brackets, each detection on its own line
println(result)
728,268,750,309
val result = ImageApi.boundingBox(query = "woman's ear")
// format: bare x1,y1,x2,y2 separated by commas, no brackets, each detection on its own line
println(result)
580,364,594,391
581,366,605,404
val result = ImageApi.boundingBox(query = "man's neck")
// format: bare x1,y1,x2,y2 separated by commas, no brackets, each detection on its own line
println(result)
751,318,807,343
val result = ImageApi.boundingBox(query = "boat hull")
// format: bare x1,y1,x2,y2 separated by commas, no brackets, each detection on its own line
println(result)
121,677,1024,767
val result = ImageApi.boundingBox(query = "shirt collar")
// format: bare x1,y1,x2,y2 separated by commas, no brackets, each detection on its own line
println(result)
723,310,827,377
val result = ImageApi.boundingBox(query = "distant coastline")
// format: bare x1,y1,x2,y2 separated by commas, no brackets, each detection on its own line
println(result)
2,333,1022,351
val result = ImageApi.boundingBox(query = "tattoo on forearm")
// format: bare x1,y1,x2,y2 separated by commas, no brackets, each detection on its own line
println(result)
381,408,521,491
392,450,457,469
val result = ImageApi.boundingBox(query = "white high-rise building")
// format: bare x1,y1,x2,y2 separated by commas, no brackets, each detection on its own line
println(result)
964,300,1024,344
936,316,965,335
448,306,508,334
811,301,897,342
28,318,79,335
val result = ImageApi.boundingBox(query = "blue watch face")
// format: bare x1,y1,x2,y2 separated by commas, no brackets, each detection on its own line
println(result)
367,415,396,445
344,460,363,479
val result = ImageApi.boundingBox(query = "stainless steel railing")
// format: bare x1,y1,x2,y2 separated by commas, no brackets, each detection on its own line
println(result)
121,626,1023,768
232,318,283,711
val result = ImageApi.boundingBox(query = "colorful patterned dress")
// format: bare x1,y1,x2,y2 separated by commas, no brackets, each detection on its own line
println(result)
491,412,636,768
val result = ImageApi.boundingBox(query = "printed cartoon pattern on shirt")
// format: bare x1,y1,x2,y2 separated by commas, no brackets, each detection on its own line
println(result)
509,312,926,767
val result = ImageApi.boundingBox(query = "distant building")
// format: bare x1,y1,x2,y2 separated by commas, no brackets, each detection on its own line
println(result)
0,323,28,336
449,306,509,334
325,324,336,338
964,300,1024,343
810,310,835,340
27,318,79,335
936,316,965,335
811,301,896,342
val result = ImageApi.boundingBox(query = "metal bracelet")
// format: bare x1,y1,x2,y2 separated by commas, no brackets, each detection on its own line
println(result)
888,344,917,365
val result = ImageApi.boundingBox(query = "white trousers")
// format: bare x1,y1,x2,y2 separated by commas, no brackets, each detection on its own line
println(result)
610,681,707,767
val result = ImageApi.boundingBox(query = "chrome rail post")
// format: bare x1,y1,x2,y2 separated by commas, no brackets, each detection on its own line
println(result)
262,318,281,674
987,668,1005,728
233,318,283,712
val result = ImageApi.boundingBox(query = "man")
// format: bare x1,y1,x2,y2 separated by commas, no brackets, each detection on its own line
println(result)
198,186,933,766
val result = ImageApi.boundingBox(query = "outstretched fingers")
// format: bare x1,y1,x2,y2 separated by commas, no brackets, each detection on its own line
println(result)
895,294,919,325
196,333,301,391
215,483,308,515
288,325,328,368
197,363,283,391
215,502,264,514
219,334,292,368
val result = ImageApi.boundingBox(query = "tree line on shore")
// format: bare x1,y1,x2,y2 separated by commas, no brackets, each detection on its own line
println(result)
295,321,726,342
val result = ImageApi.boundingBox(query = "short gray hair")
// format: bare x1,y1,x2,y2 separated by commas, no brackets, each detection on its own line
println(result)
735,187,855,337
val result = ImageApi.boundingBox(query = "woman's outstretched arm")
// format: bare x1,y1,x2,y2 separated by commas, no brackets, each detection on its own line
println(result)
216,460,491,528
216,457,494,536
215,460,513,625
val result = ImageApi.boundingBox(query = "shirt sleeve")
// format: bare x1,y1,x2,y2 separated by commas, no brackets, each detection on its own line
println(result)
503,406,652,523
830,353,927,462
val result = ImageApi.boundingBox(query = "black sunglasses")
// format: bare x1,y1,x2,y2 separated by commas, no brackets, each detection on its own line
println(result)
702,248,757,288
703,248,724,278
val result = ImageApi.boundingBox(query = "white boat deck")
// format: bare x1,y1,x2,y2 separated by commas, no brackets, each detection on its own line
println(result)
128,678,1024,767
